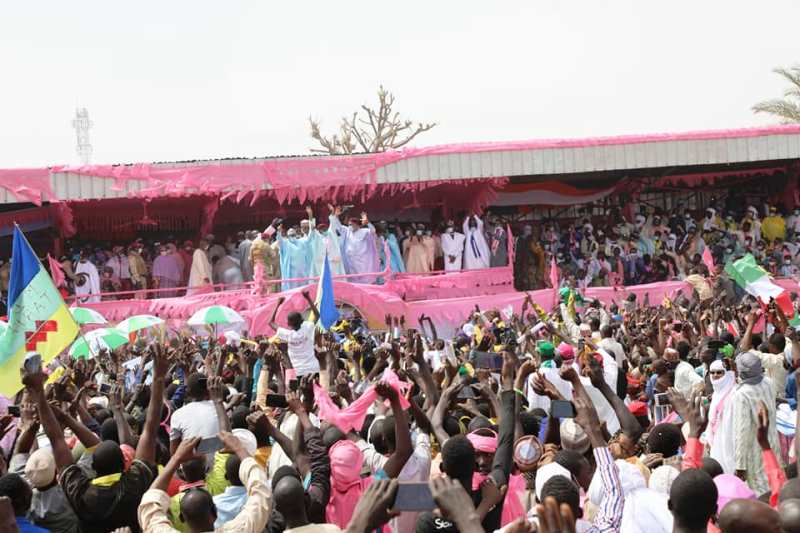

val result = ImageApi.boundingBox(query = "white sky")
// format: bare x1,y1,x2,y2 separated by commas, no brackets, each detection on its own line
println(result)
0,0,797,167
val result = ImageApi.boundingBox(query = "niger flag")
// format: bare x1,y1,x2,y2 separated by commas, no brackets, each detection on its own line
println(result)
0,227,79,396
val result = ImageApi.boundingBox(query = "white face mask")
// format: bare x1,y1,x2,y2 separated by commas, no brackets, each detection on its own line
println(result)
416,230,423,236
447,227,454,234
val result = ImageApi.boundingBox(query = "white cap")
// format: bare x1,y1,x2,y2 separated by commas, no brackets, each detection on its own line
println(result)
232,428,258,456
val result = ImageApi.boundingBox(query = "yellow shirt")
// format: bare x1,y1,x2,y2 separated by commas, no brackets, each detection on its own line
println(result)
762,216,786,242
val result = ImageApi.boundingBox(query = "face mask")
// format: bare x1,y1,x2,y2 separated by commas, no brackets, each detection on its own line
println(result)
425,231,432,237
726,248,733,254
404,231,411,237
447,227,454,234
160,251,167,256
416,230,423,236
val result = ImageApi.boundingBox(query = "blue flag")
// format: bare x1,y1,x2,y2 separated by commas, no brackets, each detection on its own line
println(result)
315,252,340,330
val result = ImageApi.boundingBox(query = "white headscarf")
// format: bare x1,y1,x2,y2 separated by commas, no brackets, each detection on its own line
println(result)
710,360,735,393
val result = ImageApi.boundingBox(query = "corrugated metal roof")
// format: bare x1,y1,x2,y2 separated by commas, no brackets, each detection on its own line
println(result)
3,124,800,205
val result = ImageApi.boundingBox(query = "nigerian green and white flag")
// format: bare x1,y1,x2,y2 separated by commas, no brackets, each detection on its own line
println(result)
726,254,798,325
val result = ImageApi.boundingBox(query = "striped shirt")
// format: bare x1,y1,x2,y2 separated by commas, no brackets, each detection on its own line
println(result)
585,447,624,533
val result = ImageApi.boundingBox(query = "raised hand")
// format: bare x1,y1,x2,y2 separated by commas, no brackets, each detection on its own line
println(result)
208,376,225,403
173,436,202,464
374,381,399,403
429,476,479,525
532,374,564,401
536,496,577,533
559,365,579,385
286,391,305,415
666,388,707,438
349,479,399,531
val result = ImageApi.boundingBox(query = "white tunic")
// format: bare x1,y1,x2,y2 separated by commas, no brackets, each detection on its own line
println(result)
462,217,491,270
440,231,466,271
74,261,101,303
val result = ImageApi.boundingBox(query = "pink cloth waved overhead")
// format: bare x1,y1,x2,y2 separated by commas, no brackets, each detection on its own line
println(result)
314,369,411,433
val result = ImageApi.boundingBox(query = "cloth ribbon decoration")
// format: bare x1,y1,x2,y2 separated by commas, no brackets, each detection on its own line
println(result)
314,369,411,433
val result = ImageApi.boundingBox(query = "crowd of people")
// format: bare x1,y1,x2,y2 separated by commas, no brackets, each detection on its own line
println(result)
0,254,799,531
515,200,800,292
4,199,800,312
0,206,511,308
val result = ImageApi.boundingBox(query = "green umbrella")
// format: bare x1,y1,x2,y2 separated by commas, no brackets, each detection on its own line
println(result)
187,305,245,327
69,327,128,359
69,307,108,326
115,315,164,334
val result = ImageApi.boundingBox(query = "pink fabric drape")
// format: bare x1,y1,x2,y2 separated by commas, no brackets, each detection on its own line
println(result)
314,369,410,433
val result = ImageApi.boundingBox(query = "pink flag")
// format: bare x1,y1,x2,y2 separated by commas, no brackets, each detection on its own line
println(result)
549,255,559,289
47,254,66,288
702,246,715,274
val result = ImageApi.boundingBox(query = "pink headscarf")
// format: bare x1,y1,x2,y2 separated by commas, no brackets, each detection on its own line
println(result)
467,430,498,490
714,474,755,513
326,440,371,529
466,429,498,453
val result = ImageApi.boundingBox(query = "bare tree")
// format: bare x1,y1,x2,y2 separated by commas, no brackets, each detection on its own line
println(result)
309,85,436,154
753,66,800,123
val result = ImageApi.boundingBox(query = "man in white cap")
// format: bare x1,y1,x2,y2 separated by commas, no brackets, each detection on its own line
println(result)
8,446,79,533
440,220,466,272
212,429,258,528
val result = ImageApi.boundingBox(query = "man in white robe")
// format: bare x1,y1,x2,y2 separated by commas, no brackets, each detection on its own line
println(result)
732,351,781,494
462,214,491,270
213,254,244,290
440,221,465,272
703,360,737,474
330,209,379,284
237,231,254,282
188,238,214,295
74,253,101,303
308,210,345,278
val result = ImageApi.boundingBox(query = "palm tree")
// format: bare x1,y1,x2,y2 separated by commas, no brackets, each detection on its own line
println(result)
753,66,800,123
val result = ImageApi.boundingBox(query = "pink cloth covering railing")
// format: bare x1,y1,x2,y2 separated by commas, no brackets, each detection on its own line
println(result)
73,275,799,341
4,124,800,205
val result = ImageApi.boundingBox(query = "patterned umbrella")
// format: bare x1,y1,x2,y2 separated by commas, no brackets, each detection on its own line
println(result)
69,307,108,326
187,305,245,327
115,315,165,334
69,327,129,359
